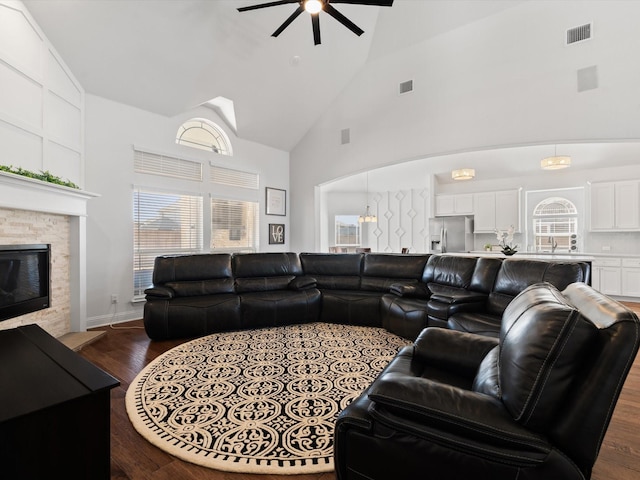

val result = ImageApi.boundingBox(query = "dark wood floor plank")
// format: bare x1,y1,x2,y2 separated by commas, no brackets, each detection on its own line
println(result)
79,309,640,480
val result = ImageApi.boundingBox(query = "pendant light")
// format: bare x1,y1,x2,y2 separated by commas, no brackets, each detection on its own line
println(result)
541,145,571,170
451,168,475,180
358,172,377,223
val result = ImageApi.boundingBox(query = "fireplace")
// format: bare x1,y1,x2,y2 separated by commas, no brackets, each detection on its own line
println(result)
0,171,97,336
0,244,50,322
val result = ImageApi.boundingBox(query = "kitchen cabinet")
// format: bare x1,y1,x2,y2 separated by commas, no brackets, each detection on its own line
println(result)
590,180,640,231
473,190,520,232
591,257,622,296
622,258,640,297
435,194,473,216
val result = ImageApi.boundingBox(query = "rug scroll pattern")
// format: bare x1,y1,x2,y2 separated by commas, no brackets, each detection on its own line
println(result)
126,322,411,474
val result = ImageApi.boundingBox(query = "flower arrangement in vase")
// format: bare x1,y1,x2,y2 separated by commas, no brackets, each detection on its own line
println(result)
495,225,518,256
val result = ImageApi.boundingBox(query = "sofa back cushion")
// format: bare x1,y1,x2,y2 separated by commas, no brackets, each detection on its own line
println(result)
153,254,234,296
498,283,597,431
361,254,431,292
299,253,363,290
423,255,477,290
233,252,302,293
486,259,588,316
468,257,503,293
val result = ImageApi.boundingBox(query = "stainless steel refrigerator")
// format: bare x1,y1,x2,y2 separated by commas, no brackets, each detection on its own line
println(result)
429,216,474,253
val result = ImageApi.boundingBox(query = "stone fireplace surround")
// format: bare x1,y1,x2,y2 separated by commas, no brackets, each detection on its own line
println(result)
0,171,97,337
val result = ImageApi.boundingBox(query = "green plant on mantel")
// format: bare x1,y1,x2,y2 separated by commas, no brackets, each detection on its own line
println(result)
0,165,79,189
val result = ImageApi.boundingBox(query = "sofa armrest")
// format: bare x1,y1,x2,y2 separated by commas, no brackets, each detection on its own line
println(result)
413,328,499,376
144,285,175,299
288,275,318,290
389,282,430,299
367,373,551,463
430,290,487,305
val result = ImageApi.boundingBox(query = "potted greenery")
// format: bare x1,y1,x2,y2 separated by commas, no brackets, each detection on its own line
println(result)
0,165,79,189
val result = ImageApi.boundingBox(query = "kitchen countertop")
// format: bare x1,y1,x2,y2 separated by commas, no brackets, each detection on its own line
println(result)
449,252,596,261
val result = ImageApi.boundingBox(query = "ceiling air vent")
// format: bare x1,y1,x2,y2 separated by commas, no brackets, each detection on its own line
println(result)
399,79,413,95
566,23,592,45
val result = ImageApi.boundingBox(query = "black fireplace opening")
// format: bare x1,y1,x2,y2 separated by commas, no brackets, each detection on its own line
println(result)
0,244,50,322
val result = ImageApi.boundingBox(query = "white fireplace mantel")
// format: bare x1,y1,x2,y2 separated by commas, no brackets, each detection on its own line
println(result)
0,171,99,216
0,171,100,333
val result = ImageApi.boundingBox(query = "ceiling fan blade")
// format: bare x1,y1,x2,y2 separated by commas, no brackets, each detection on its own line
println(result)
311,14,321,45
324,4,364,36
330,0,394,6
238,0,298,12
272,6,304,37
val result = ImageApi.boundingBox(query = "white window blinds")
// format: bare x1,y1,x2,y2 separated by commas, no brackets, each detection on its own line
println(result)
211,197,259,252
133,187,203,296
134,149,203,181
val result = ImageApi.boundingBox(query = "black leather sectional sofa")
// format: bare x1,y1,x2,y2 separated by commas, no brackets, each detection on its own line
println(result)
143,251,589,340
142,251,640,479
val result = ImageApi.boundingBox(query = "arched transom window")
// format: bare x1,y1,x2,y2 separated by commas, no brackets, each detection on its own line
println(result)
176,118,232,156
532,197,578,253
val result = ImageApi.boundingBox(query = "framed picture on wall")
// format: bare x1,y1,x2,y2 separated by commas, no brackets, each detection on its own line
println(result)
269,224,285,244
266,187,286,216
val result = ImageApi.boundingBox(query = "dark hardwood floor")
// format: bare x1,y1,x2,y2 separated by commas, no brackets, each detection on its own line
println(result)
79,305,640,480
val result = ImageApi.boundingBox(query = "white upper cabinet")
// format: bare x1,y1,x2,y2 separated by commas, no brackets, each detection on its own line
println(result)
473,190,521,232
590,180,640,231
435,194,473,216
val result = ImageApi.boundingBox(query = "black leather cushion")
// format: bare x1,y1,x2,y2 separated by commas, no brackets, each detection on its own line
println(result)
143,294,241,340
423,255,477,289
499,283,597,430
166,279,235,297
361,254,431,292
469,257,503,293
299,253,363,290
234,275,294,293
152,253,233,285
232,252,303,277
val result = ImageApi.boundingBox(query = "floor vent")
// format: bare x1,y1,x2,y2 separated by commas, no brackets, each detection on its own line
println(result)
399,79,413,95
566,23,592,45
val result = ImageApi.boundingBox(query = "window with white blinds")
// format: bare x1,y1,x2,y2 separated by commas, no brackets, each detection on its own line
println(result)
211,197,259,252
134,149,203,181
133,187,203,296
210,164,259,189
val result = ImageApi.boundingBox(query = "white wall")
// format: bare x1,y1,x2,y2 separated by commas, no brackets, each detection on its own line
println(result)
290,1,640,252
84,95,289,327
0,0,84,185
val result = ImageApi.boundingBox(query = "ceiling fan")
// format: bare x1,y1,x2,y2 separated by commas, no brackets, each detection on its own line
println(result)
238,0,394,46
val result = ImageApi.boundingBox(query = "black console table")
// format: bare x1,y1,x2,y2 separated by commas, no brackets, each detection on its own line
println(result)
0,324,119,479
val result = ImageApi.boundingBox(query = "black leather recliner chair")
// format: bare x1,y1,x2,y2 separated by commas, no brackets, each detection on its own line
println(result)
334,282,640,480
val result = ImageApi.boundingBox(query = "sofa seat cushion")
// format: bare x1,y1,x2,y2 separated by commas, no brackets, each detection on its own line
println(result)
143,294,241,340
239,288,321,329
448,312,502,338
319,290,382,326
380,294,429,340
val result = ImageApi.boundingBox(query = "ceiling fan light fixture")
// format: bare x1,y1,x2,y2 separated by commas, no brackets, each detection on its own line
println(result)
541,155,571,170
452,168,475,180
304,0,323,14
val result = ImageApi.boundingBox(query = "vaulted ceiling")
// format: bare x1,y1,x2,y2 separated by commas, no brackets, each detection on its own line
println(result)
22,0,523,152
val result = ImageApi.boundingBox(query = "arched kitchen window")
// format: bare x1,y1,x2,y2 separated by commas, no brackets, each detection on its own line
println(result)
532,197,578,253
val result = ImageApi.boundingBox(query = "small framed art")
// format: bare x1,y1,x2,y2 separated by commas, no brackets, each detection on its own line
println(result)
269,224,285,244
266,187,286,216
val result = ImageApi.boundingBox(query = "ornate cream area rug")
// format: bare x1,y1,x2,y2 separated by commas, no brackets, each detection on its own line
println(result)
126,322,410,474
